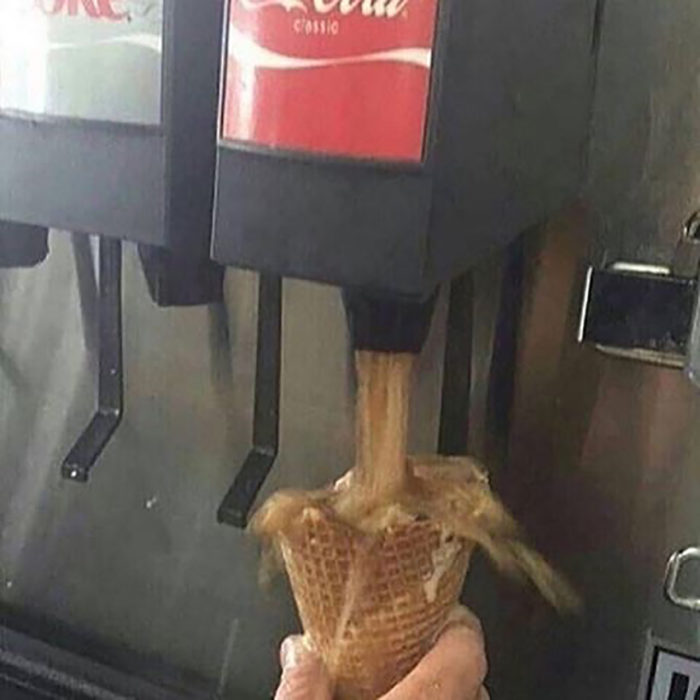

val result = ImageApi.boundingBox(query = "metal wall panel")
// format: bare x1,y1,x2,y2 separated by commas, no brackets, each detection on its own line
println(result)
477,216,700,700
588,0,700,265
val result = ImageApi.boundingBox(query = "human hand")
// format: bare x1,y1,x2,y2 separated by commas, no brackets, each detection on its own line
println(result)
274,607,489,700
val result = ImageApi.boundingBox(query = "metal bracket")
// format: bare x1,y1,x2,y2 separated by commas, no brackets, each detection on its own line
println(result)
665,547,700,612
580,212,700,377
218,275,282,528
438,272,474,456
578,263,697,368
62,238,123,482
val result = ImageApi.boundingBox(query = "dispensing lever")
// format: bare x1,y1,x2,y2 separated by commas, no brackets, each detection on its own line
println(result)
218,275,282,528
438,273,474,456
62,237,123,482
217,279,477,528
684,291,700,388
682,213,700,387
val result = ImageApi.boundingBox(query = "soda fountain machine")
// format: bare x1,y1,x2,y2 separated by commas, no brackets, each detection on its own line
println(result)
212,0,600,526
3,0,700,697
0,0,226,480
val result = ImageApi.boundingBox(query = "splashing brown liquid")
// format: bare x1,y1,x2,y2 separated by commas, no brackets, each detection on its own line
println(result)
335,352,415,522
253,350,578,697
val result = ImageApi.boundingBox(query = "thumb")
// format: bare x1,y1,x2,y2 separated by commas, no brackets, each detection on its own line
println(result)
274,636,333,700
379,607,487,700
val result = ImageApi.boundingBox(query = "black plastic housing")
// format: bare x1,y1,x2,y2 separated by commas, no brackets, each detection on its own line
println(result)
0,1,225,304
0,223,49,269
213,0,598,296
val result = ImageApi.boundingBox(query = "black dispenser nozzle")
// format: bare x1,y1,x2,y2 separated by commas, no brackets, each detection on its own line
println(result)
0,222,49,269
138,245,225,307
342,288,438,354
218,283,440,529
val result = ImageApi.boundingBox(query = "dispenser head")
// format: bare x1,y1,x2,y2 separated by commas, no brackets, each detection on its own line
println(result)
343,289,438,354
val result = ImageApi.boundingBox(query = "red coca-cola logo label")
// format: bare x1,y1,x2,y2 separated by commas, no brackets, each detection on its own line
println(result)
222,0,440,162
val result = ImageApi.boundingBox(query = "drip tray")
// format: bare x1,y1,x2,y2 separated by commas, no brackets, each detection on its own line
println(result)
0,684,42,700
0,614,209,700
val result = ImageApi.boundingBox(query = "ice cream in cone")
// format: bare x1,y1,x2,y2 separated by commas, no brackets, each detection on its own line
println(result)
280,504,472,699
253,352,577,698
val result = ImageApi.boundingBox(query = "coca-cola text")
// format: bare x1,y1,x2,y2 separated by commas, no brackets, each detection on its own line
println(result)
35,0,127,20
241,0,410,19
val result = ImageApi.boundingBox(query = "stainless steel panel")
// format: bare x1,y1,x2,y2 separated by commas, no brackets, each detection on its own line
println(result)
472,214,700,700
0,232,448,697
587,0,700,265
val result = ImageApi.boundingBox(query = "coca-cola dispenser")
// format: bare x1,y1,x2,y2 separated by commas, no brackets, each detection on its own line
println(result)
212,0,600,525
0,0,225,479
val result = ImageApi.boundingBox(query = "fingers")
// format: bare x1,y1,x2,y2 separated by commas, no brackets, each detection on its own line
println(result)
275,607,488,700
379,610,488,700
274,635,333,700
438,605,484,640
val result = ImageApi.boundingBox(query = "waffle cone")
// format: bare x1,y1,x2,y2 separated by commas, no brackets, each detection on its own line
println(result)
280,507,472,700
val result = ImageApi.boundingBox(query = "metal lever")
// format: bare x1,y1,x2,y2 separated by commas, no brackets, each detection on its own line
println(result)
682,215,700,385
218,275,282,528
486,237,525,466
665,547,700,612
685,294,700,387
62,238,123,482
438,272,474,456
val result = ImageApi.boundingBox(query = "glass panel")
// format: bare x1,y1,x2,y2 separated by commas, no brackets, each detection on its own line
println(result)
221,0,440,162
0,0,163,125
